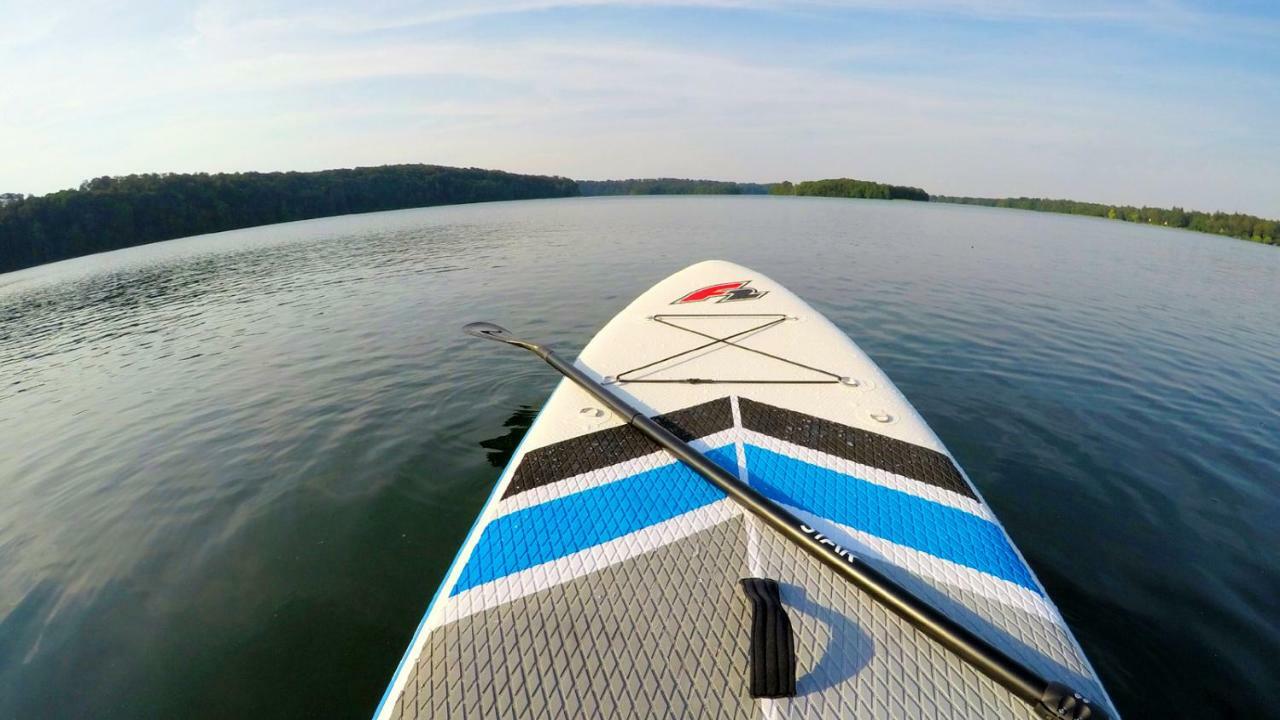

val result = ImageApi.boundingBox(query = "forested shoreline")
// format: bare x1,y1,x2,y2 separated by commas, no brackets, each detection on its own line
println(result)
936,196,1277,245
2,166,1276,274
770,178,930,201
578,178,769,195
0,165,578,273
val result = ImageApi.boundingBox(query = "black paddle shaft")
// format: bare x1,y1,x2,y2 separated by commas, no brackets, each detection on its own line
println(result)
463,322,1109,720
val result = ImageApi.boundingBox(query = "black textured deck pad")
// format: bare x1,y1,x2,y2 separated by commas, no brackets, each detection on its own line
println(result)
738,398,976,499
503,397,733,499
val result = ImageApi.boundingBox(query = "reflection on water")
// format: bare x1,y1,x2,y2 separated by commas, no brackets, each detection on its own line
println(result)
0,197,1277,719
478,405,541,468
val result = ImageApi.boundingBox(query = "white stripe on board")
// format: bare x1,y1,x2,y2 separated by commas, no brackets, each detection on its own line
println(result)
733,395,780,720
780,503,1063,623
731,397,760,575
742,430,996,521
432,408,1057,641
437,499,742,627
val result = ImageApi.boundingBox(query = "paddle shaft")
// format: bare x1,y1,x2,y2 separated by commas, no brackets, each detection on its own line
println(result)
527,344,1106,720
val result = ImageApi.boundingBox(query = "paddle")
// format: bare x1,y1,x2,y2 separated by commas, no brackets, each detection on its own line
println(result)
463,321,1109,720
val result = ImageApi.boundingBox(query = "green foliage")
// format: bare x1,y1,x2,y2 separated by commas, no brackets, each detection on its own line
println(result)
7,164,1275,274
789,178,929,201
935,196,1278,246
0,165,579,273
577,178,769,196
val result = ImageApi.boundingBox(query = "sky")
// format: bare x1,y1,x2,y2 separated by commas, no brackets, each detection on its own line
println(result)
1,0,1277,216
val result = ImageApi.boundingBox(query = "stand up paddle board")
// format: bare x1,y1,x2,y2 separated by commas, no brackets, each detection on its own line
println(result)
375,260,1116,719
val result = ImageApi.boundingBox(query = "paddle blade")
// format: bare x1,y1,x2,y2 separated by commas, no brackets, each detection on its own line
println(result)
462,322,545,355
463,321,516,342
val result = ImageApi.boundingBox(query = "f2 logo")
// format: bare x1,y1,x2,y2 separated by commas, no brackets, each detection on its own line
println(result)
673,280,768,304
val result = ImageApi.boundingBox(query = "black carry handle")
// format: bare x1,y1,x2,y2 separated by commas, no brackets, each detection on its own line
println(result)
740,578,797,699
463,322,1110,720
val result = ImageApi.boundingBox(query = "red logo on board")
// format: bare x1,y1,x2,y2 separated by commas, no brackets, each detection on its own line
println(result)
674,280,768,304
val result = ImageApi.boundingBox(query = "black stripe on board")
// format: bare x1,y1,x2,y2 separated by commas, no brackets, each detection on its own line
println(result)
738,397,976,500
503,397,734,499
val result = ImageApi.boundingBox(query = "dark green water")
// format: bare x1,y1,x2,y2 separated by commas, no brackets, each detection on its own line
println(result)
1,196,1277,719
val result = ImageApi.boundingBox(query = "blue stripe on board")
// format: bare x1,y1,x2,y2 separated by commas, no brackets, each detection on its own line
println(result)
743,445,1040,592
451,445,738,595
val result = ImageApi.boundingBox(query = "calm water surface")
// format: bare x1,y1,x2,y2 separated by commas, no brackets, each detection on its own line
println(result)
1,197,1277,718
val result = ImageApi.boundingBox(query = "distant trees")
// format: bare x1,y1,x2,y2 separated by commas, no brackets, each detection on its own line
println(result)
0,165,579,273
4,165,1275,276
578,179,769,195
771,178,930,201
936,196,1278,245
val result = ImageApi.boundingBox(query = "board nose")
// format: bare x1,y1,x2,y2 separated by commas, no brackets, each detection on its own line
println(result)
665,258,761,280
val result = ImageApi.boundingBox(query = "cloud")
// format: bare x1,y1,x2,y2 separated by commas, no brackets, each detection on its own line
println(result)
0,4,72,49
0,0,1276,215
185,0,1280,38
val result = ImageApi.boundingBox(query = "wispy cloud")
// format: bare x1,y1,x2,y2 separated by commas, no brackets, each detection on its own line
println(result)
0,0,1276,215
186,0,1280,37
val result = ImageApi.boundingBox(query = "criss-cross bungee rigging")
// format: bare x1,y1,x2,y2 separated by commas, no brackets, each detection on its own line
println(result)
612,313,850,384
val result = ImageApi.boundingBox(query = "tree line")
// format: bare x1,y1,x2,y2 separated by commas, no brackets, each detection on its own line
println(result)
770,178,930,201
578,178,770,195
936,196,1277,245
0,165,578,273
3,167,1276,274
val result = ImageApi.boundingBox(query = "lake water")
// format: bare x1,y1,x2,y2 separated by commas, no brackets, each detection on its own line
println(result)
1,196,1277,719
